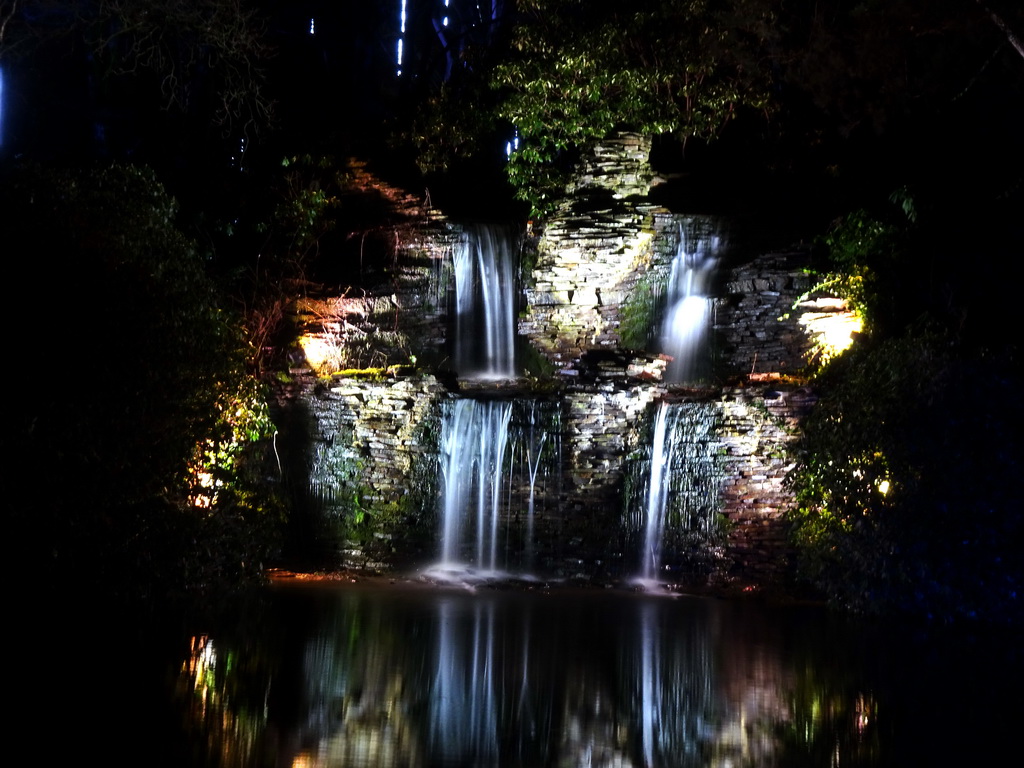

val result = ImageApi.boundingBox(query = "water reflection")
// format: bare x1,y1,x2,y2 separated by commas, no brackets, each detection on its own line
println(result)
175,583,1020,768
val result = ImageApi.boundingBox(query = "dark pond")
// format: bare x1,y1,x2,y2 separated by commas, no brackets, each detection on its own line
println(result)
22,580,1022,767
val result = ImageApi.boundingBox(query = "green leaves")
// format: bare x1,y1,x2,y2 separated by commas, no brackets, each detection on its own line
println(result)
396,0,776,217
788,330,1023,622
490,0,775,214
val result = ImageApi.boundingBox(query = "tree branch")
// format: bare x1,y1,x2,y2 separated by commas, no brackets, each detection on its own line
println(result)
0,1,16,50
976,0,1024,62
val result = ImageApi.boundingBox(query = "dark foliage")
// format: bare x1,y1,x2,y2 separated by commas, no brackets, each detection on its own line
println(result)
3,163,282,605
789,329,1022,624
788,175,1023,623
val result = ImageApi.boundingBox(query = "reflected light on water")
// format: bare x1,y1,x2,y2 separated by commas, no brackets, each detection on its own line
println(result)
184,635,217,717
179,633,265,767
172,585,1015,767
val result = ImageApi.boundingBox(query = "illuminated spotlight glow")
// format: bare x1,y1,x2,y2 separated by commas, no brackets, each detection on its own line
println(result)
878,479,890,495
397,38,404,66
443,16,449,26
299,333,343,374
401,0,407,33
309,17,315,35
797,298,863,364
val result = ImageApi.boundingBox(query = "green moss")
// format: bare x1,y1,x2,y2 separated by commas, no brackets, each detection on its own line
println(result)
329,364,417,381
327,394,442,568
619,274,660,350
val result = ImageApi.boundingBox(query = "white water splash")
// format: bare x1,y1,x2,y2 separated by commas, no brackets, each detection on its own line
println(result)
453,224,518,380
437,399,514,573
641,402,676,582
660,226,719,383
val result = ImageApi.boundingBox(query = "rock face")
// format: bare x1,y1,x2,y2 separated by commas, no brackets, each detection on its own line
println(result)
287,160,460,375
716,252,818,376
519,199,668,367
520,133,689,368
517,133,820,380
564,132,656,199
275,372,446,569
273,145,839,587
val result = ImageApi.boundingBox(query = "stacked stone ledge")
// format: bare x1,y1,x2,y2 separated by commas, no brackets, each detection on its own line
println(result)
714,253,816,377
564,132,656,200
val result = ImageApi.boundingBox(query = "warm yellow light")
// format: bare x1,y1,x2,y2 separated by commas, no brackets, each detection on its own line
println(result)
877,479,890,495
798,298,864,364
299,333,340,374
184,635,216,687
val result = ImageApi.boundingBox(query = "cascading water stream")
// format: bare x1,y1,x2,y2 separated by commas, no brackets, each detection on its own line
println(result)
453,223,518,379
521,401,548,574
641,402,676,583
660,225,720,384
438,398,513,575
430,397,559,582
632,401,723,586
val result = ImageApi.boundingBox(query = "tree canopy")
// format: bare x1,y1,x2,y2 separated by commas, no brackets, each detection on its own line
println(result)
400,0,1024,216
493,0,775,209
0,0,272,132
403,0,777,214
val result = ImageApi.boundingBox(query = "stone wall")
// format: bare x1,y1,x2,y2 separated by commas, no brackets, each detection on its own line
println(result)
275,367,807,586
523,207,827,380
717,385,816,582
274,373,445,568
524,217,845,380
564,132,656,199
545,378,814,585
518,132,843,379
520,131,675,368
557,377,663,576
519,199,664,366
520,209,716,365
713,253,816,377
289,162,460,375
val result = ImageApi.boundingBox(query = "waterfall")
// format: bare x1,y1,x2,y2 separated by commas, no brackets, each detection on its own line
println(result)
660,225,720,384
453,223,518,379
632,401,723,585
641,402,676,582
438,398,514,574
431,398,559,582
520,400,549,574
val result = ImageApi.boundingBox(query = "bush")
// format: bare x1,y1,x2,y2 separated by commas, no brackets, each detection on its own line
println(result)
3,163,282,603
788,329,1022,623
